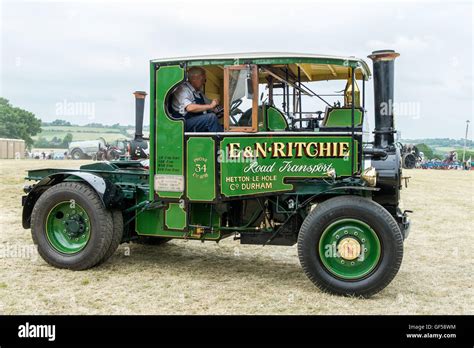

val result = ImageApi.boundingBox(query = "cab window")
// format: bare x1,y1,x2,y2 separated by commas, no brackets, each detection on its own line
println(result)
223,64,258,132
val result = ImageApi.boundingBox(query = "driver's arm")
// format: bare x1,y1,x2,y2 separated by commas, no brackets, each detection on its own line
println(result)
186,99,219,113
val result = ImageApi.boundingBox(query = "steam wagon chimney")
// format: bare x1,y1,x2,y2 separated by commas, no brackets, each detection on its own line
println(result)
368,50,400,148
133,91,147,141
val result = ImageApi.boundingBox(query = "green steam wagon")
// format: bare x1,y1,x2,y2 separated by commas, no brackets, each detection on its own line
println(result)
22,51,410,297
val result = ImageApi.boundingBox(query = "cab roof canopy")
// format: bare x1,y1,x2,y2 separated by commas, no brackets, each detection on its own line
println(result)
151,52,371,82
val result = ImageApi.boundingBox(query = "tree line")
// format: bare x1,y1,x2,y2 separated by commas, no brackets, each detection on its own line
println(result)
402,138,473,148
0,98,41,148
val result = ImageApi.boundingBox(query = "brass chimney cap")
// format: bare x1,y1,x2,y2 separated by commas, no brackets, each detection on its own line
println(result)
368,50,400,62
133,91,147,99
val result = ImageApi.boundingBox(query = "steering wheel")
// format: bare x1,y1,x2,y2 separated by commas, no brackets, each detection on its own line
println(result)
230,99,242,113
215,99,242,123
237,108,254,126
228,98,242,125
214,105,224,118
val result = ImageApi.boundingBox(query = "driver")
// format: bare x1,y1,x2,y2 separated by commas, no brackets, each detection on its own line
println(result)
171,67,223,132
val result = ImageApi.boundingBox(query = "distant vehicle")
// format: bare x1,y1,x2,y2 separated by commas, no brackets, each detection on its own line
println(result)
95,139,126,161
52,152,65,160
444,150,458,163
398,143,422,169
68,137,107,160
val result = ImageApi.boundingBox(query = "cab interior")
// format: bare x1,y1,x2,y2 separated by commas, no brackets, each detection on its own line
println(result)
170,62,368,133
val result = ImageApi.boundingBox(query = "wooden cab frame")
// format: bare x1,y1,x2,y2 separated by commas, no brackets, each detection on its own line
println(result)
223,64,259,132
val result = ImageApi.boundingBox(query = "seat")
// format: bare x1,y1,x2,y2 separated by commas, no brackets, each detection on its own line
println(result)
320,107,363,128
266,106,288,131
166,95,184,120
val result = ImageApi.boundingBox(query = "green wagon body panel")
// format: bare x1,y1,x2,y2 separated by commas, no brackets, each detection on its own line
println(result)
136,190,188,237
219,135,358,197
153,65,185,200
186,137,216,201
164,203,187,230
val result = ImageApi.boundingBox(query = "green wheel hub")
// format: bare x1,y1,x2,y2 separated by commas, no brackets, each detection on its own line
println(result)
318,218,381,280
45,201,91,254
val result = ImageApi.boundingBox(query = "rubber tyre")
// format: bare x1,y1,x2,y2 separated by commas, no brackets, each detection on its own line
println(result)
71,148,84,160
403,153,417,169
297,195,403,297
98,210,124,265
31,182,114,270
133,236,171,245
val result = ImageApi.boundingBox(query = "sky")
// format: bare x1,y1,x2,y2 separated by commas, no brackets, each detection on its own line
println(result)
0,0,472,139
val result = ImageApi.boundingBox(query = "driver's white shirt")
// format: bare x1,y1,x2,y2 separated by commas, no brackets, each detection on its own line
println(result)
172,81,211,116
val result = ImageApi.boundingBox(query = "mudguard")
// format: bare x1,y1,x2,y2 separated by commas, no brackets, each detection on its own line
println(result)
22,172,123,229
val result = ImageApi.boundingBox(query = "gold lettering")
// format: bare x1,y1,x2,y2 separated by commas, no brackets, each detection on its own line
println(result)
228,143,240,159
304,142,318,157
255,143,267,158
243,146,254,158
339,142,350,157
286,142,294,157
294,142,305,158
319,143,332,157
272,142,286,158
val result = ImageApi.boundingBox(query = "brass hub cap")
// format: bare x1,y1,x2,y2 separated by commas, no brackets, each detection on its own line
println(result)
337,237,362,260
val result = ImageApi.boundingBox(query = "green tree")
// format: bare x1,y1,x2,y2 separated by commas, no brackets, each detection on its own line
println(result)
50,119,71,126
34,136,50,148
415,143,434,160
62,133,73,147
0,98,42,148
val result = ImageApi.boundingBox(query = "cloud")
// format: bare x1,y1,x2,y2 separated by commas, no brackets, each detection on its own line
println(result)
0,0,472,138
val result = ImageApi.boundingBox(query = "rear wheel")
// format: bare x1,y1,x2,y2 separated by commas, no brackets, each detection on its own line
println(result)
71,148,84,160
297,195,403,297
99,210,124,264
31,182,114,270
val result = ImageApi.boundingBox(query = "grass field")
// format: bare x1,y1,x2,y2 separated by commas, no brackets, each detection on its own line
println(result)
0,160,473,314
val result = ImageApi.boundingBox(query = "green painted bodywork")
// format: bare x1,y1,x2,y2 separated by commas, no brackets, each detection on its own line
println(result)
135,189,188,238
323,108,363,127
318,218,381,279
154,65,185,200
186,137,216,201
266,106,288,131
165,203,187,230
219,135,358,197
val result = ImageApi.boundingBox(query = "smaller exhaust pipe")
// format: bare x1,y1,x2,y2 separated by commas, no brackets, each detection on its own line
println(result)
133,91,147,141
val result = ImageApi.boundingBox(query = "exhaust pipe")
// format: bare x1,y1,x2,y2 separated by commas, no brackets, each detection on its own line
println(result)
133,91,147,141
368,50,400,148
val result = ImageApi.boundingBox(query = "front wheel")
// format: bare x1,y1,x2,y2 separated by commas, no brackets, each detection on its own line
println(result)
297,196,403,297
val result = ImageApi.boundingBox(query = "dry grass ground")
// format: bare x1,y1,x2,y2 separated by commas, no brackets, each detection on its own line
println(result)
0,159,473,314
